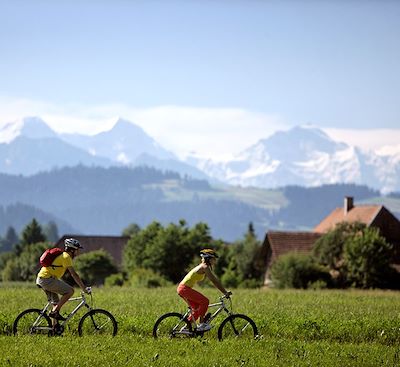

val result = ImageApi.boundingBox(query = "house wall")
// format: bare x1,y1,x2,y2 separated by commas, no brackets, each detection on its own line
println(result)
56,235,129,267
370,207,400,263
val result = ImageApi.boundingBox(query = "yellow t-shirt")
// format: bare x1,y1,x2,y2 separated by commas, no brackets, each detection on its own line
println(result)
180,267,205,288
37,252,73,279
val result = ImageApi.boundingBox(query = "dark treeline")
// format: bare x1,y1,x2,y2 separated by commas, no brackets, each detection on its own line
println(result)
0,165,269,240
0,165,394,241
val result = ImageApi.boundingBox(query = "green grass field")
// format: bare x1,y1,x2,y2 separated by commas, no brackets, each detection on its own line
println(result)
0,284,400,366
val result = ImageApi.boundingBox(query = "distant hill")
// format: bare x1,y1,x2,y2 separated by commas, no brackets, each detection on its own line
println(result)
0,165,397,242
0,203,77,237
0,136,113,175
0,165,271,241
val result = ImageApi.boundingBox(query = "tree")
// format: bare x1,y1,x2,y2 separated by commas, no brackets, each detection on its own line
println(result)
0,252,16,278
123,221,162,274
1,226,19,252
344,227,393,288
313,221,366,277
122,223,141,237
221,223,265,288
2,242,48,281
19,219,46,250
123,220,212,283
73,250,118,286
43,221,59,243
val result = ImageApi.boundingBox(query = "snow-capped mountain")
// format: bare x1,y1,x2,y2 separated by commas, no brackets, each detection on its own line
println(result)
0,116,57,143
0,135,114,175
1,117,400,192
194,126,400,193
60,117,176,164
0,117,209,179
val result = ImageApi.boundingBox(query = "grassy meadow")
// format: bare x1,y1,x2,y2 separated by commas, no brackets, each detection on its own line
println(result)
0,284,400,366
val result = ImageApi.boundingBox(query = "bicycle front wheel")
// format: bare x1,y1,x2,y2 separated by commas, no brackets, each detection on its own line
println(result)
218,314,258,341
153,312,193,339
78,309,118,336
13,309,52,336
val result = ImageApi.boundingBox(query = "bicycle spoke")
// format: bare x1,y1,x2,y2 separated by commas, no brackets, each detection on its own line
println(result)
13,309,52,336
153,313,192,339
78,309,117,336
218,314,258,340
90,314,112,332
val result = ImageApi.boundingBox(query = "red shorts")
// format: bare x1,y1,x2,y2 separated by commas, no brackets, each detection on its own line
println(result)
177,283,209,321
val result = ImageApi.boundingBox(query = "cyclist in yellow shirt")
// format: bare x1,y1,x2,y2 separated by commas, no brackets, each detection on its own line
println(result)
177,248,231,332
36,238,90,321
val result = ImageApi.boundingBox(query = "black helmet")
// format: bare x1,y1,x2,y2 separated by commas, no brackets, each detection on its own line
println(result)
64,238,83,250
200,248,218,259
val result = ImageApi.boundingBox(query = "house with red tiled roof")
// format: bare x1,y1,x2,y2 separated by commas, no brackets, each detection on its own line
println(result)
262,197,400,286
55,235,129,267
261,231,322,286
314,197,400,245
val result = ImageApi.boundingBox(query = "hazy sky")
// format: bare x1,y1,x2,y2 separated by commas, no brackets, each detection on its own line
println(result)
0,0,399,159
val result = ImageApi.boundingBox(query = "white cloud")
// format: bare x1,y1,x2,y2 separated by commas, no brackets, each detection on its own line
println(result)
124,106,286,160
324,128,400,152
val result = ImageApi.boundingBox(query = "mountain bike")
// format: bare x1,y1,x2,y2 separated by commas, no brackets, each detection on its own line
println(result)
13,290,118,336
153,293,258,340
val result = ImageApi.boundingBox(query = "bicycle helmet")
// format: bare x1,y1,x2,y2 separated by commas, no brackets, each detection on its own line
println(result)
64,238,83,250
200,248,218,259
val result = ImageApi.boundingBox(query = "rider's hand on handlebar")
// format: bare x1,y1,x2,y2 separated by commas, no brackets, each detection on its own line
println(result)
224,291,232,298
85,286,92,294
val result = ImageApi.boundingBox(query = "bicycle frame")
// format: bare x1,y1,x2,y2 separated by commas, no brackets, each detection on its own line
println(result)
33,293,91,332
179,295,232,335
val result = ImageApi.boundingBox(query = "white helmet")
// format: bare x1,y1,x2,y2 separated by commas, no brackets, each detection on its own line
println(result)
64,238,83,250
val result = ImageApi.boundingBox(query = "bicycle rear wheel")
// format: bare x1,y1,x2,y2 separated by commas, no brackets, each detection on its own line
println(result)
78,309,118,336
153,312,193,339
13,308,52,336
217,314,258,341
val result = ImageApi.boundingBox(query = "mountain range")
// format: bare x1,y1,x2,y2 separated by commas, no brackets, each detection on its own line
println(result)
1,117,400,193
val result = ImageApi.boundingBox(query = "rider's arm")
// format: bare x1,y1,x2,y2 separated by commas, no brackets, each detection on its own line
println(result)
67,266,86,292
204,267,229,295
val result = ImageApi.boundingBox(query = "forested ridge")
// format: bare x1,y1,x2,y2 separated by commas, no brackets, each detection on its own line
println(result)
0,165,395,241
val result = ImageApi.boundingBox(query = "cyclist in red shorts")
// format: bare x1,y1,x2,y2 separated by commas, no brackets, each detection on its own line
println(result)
177,248,231,332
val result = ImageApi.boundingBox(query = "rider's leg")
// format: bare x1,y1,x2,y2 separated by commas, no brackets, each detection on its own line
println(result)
52,282,74,313
37,277,74,314
177,284,209,323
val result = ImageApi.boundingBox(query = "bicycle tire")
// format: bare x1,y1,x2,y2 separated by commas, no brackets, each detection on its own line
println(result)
217,314,258,341
153,312,193,339
78,309,118,336
13,308,52,336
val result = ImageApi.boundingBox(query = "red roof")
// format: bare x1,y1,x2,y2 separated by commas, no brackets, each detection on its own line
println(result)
264,231,322,263
314,205,382,233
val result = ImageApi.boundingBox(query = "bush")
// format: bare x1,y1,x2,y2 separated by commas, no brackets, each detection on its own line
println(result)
129,268,172,288
270,252,330,289
221,268,240,288
1,242,48,281
74,250,118,286
104,273,125,287
238,278,263,289
1,258,21,281
344,227,393,288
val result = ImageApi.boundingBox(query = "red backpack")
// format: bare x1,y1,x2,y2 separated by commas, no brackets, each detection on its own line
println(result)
40,247,63,267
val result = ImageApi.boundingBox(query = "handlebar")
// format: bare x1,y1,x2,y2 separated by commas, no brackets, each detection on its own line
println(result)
220,291,232,300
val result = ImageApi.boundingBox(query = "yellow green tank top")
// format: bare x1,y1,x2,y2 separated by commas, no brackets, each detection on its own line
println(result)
180,267,205,288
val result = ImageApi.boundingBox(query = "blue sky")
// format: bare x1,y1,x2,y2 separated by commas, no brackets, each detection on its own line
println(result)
0,0,399,159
